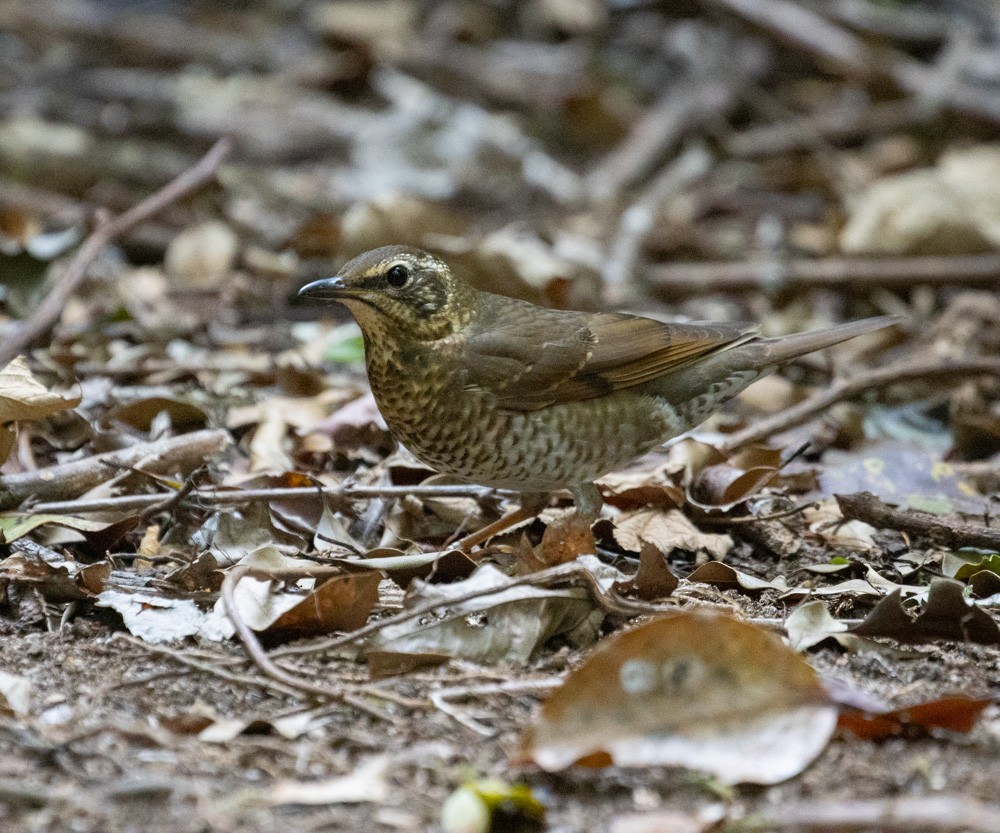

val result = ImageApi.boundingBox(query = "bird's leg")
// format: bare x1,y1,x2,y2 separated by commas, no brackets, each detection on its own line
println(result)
452,493,548,554
570,482,603,523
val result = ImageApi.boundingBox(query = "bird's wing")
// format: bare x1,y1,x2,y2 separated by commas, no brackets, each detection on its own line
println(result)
461,299,756,411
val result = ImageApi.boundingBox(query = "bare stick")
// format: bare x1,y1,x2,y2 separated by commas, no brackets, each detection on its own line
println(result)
0,138,231,366
270,561,663,660
836,492,1000,551
706,0,1000,125
0,429,229,510
720,358,1000,453
647,253,1000,297
29,483,516,515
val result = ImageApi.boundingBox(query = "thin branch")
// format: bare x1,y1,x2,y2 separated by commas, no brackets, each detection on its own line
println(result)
0,429,230,511
647,253,1000,297
836,492,1000,551
29,483,517,516
0,138,231,366
720,358,1000,453
270,561,665,660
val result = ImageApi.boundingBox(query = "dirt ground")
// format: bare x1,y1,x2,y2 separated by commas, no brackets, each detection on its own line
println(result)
4,0,1000,831
1,589,999,833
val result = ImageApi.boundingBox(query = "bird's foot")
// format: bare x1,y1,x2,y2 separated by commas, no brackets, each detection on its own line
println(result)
451,494,548,555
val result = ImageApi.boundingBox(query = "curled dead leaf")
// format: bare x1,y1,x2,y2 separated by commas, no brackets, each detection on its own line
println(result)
520,611,836,784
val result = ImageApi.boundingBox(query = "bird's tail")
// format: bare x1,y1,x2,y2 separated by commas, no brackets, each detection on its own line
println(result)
749,315,901,366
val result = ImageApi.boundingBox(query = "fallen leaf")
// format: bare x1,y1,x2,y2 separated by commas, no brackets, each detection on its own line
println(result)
261,570,380,645
0,356,80,423
270,755,390,805
97,589,232,643
687,561,788,593
688,445,782,510
519,611,837,784
613,542,679,601
0,513,115,544
364,560,609,664
613,509,731,559
838,694,991,739
851,579,1000,645
0,670,30,717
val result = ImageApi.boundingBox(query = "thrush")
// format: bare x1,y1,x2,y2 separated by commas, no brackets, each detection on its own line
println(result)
300,245,896,548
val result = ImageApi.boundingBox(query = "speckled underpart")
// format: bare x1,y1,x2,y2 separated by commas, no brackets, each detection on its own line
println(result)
361,320,752,491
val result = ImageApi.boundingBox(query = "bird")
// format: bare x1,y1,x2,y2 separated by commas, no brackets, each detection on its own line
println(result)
299,245,896,550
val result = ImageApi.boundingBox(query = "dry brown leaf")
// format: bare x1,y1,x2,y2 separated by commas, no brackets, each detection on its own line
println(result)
262,570,380,644
851,579,1000,645
0,356,80,423
613,542,679,601
519,611,836,784
838,694,991,740
613,508,732,559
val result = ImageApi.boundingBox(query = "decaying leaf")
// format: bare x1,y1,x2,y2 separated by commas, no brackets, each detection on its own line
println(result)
516,511,596,573
97,589,232,643
0,670,31,717
838,694,992,740
612,508,732,559
0,356,80,423
520,611,837,784
613,542,679,601
852,579,1000,645
1,550,110,602
364,561,608,664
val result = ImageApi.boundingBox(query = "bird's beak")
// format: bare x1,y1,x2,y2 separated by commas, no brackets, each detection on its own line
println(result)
298,276,353,300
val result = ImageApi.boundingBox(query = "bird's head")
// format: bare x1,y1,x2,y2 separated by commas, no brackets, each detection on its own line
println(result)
298,245,472,340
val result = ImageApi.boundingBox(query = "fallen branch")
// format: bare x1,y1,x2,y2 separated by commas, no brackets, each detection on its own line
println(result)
0,428,229,510
647,253,1000,297
0,138,231,366
835,492,1000,551
706,0,1000,126
29,482,517,515
270,561,664,661
720,358,1000,453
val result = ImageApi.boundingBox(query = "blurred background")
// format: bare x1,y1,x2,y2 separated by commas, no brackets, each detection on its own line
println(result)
3,0,1000,310
2,1,1000,384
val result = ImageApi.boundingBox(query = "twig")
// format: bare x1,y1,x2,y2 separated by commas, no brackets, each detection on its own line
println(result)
430,678,563,737
585,77,741,201
836,492,1000,551
270,561,665,660
705,0,1000,125
113,633,306,700
0,138,230,366
0,429,230,510
647,253,1000,296
601,143,713,305
725,99,920,158
719,358,1000,453
29,483,517,515
753,796,1000,832
220,564,396,723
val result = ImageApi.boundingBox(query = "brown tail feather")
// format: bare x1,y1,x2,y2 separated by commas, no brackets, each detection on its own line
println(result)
752,315,901,366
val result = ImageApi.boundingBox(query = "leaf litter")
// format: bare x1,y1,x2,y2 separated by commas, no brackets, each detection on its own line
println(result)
2,1,1000,831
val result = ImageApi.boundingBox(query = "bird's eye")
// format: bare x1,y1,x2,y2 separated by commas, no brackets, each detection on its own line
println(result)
386,264,409,288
